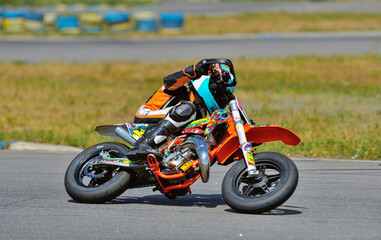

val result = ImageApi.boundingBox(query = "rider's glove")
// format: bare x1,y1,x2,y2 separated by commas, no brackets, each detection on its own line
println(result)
183,59,211,79
195,59,211,76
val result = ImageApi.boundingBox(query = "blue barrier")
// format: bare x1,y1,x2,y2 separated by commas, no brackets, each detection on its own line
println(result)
136,19,157,32
56,15,80,33
0,7,2,31
2,9,24,18
2,10,24,32
24,12,44,32
24,12,43,21
104,11,130,33
104,11,129,24
160,12,184,31
1,7,185,34
0,141,17,150
135,12,157,32
0,141,6,149
79,12,103,33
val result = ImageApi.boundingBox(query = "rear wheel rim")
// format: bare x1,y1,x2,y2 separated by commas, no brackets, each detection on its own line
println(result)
76,150,123,188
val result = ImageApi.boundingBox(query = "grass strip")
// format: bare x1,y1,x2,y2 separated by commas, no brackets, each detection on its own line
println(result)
185,12,381,35
0,55,380,159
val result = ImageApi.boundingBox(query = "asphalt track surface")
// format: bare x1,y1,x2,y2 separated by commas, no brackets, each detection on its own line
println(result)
0,151,380,240
1,3,380,238
145,1,381,14
1,32,381,62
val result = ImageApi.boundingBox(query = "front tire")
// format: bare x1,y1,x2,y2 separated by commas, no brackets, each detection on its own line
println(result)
64,142,131,203
222,152,298,213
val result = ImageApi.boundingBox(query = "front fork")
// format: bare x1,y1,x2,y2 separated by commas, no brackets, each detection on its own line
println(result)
229,100,259,177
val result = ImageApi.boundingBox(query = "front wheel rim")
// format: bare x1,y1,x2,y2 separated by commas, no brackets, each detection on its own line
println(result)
234,162,282,197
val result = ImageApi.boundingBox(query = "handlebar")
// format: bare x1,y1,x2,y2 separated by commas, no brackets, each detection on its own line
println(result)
202,58,237,88
188,58,237,108
200,58,236,80
202,59,236,101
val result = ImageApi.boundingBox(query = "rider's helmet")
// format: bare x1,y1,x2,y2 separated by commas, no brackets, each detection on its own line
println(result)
191,63,236,114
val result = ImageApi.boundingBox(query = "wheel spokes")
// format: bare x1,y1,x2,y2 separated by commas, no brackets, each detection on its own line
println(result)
267,174,280,184
243,185,256,196
260,184,271,193
237,162,281,197
88,178,98,187
78,151,122,188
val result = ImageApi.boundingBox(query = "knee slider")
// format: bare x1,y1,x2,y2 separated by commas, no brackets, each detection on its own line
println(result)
169,101,196,122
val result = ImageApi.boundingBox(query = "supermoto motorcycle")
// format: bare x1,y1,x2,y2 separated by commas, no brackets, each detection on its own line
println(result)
64,59,301,213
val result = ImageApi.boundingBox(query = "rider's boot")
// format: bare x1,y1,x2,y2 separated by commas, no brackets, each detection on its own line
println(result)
126,119,177,161
127,101,197,161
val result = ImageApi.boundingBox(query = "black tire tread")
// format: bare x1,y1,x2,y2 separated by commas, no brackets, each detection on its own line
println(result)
222,152,298,213
64,142,131,203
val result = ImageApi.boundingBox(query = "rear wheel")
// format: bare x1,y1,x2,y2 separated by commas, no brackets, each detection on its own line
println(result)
64,142,131,203
222,152,298,213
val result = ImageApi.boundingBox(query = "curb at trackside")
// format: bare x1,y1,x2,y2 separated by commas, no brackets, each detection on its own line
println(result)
0,141,83,153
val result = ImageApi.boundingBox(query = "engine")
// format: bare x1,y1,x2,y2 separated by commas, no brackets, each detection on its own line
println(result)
161,148,196,175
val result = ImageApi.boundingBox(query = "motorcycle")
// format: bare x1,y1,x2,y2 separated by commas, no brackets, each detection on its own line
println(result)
64,59,301,213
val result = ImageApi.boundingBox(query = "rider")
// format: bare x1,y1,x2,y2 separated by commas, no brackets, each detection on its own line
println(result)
126,59,234,160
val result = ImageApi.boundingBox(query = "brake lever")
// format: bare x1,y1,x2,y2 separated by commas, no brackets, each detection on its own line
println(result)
204,58,236,83
210,67,224,84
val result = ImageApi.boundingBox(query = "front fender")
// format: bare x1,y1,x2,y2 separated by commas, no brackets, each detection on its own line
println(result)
245,125,301,146
211,124,301,164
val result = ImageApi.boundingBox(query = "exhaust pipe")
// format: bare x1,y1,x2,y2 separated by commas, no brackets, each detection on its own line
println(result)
115,126,137,146
182,135,210,183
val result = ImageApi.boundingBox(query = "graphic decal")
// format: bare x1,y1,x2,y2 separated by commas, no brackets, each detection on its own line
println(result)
182,109,229,135
127,123,147,140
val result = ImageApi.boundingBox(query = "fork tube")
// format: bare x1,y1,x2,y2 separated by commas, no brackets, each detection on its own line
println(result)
229,100,257,173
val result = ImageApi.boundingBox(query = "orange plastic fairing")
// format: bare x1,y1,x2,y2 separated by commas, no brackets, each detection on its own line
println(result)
210,122,301,164
245,125,301,146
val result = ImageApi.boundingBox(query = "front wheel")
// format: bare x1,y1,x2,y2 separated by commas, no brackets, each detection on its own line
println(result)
222,152,298,213
64,142,132,203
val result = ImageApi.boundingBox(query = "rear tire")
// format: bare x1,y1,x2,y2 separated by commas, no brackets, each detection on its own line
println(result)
222,152,298,213
64,142,131,203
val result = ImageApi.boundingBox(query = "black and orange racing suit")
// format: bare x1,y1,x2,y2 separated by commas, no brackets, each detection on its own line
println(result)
133,65,207,124
126,61,211,160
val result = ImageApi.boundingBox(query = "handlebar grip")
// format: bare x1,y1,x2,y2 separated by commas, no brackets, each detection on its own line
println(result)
202,58,236,81
202,58,231,66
